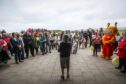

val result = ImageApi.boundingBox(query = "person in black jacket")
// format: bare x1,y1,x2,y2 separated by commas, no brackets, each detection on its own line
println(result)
83,31,88,48
23,33,35,58
58,35,72,80
23,33,30,58
87,29,92,47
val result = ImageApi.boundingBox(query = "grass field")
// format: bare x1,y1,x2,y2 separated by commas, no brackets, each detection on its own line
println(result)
50,29,126,35
51,30,63,33
118,30,125,34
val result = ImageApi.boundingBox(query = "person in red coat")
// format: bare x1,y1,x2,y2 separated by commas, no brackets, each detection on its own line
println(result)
0,37,8,50
3,34,10,50
0,34,10,64
116,31,126,73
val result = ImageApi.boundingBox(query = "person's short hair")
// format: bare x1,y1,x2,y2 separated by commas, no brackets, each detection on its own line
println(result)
17,33,20,38
12,32,16,37
63,35,69,42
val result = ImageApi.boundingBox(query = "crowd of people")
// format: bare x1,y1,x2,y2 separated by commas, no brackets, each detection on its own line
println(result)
0,28,105,63
0,27,126,79
0,29,59,64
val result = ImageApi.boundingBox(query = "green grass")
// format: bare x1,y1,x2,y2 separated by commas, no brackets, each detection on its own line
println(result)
118,30,125,35
51,30,63,33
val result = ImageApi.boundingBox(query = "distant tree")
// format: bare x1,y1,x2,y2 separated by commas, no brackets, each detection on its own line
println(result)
100,27,103,32
1,29,6,33
52,30,63,33
21,30,25,34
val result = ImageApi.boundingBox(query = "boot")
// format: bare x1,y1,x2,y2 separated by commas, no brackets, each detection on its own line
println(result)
105,57,111,60
61,75,64,80
102,55,105,58
120,70,126,73
115,66,122,70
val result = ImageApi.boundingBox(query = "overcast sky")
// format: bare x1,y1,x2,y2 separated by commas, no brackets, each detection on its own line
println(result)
0,0,126,32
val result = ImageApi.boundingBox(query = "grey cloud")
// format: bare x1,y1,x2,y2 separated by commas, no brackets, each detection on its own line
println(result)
0,0,126,32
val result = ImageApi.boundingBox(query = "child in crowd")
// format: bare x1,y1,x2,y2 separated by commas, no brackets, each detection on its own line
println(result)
80,38,86,49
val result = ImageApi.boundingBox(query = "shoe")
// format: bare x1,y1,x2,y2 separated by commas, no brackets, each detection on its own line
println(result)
26,55,29,58
67,75,69,79
4,61,8,64
61,75,64,80
15,62,19,64
8,57,11,60
23,57,26,59
105,57,111,60
120,70,126,73
115,67,122,70
19,60,23,62
102,55,105,58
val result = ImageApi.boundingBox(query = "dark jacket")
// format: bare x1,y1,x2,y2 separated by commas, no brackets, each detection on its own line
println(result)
83,32,88,40
58,42,72,57
23,35,30,47
23,35,35,47
11,38,21,53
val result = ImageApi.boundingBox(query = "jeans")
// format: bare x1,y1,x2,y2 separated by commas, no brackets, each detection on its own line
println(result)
15,51,21,62
119,58,126,70
45,44,51,53
21,48,25,60
35,47,39,54
40,45,46,54
25,46,30,58
29,45,34,56
93,44,100,56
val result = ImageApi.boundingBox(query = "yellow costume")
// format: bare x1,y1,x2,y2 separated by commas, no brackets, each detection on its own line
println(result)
102,22,118,60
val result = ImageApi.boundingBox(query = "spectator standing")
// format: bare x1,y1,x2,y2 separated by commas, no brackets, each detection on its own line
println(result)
116,31,126,73
58,35,72,80
40,33,46,55
83,31,88,48
34,34,40,55
11,33,22,64
17,34,25,60
92,32,101,56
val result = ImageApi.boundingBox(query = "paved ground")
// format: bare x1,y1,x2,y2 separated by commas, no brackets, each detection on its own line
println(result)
0,48,126,84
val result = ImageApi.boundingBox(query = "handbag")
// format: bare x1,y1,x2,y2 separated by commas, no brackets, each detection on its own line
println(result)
90,46,94,52
112,56,119,65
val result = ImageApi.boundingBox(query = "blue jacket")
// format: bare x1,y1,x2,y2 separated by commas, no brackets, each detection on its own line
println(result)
40,36,46,47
